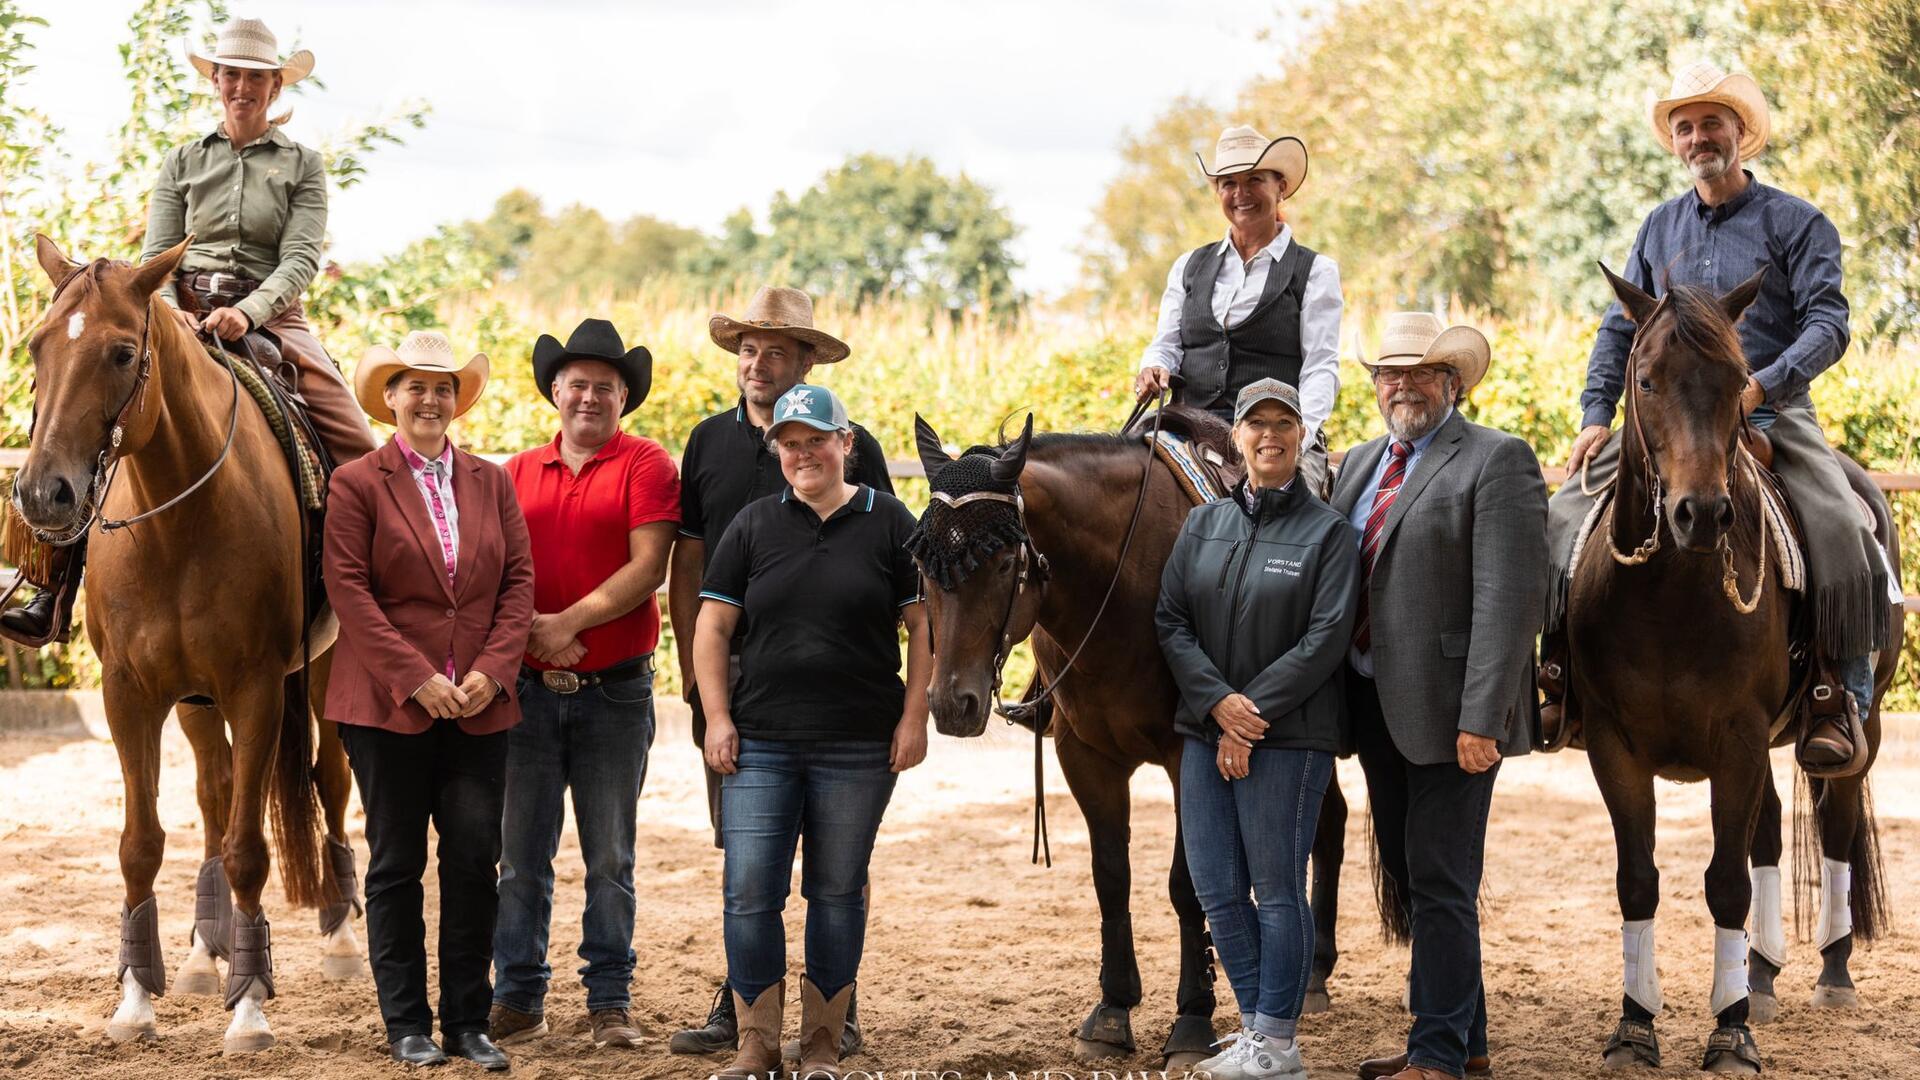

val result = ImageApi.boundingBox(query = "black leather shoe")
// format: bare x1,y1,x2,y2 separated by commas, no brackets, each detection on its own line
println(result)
389,1034,447,1066
444,1030,510,1071
669,984,738,1054
0,586,64,647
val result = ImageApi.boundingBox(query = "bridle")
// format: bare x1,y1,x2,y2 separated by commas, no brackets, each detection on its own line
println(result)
1594,294,1769,612
18,261,242,546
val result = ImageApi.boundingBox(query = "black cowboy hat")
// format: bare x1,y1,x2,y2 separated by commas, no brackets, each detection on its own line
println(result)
531,318,652,416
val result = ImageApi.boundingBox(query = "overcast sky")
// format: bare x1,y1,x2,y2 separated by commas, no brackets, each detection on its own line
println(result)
17,1,1317,296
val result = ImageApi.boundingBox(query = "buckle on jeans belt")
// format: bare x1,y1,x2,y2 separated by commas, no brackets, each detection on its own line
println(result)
542,670,582,694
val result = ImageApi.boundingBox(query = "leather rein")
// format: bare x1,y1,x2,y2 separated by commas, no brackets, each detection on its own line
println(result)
21,263,243,546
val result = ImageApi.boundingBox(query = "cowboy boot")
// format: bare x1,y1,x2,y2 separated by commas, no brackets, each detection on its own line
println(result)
1536,629,1579,752
710,982,782,1080
796,978,855,1080
0,543,82,648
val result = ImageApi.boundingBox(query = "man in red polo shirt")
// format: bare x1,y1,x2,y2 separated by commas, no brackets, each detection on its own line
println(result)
489,319,679,1051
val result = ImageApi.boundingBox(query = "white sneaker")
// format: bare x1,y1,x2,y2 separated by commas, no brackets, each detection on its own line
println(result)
1211,1031,1306,1080
1190,1027,1251,1077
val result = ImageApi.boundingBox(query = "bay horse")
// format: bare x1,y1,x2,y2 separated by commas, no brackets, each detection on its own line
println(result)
1569,266,1896,1073
908,409,1362,1067
12,236,362,1053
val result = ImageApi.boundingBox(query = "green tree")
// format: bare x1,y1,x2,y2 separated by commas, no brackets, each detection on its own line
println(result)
1752,0,1920,339
694,153,1022,315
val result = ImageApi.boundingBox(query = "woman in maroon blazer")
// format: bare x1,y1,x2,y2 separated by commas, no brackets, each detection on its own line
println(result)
323,331,533,1071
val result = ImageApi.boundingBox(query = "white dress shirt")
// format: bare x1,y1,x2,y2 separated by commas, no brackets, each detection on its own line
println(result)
1139,225,1343,441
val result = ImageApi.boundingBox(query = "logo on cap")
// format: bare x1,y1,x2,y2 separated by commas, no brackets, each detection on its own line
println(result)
777,387,818,419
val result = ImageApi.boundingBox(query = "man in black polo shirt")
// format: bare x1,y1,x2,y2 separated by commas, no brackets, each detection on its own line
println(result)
667,286,890,1057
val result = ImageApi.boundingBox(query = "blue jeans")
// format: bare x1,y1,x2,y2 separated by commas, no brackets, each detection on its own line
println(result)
1179,736,1332,1039
492,672,656,1014
721,738,896,1001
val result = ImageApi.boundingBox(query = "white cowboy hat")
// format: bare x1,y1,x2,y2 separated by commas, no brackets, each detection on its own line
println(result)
187,18,314,86
709,286,851,364
1367,312,1490,393
354,331,490,425
1196,125,1309,200
1650,60,1769,162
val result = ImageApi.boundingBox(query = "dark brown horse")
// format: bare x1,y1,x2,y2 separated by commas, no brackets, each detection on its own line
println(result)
909,410,1358,1067
1569,266,1895,1073
13,237,357,1052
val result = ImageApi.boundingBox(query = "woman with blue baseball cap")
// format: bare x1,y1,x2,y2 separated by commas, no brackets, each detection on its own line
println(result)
692,383,931,1080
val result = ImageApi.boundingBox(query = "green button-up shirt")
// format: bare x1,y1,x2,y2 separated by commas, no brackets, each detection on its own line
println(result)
141,123,328,329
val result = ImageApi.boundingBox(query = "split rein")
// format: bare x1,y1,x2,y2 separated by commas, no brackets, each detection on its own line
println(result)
26,266,244,546
1585,308,1769,614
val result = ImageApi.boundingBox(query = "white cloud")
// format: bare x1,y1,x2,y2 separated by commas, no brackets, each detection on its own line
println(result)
15,0,1314,295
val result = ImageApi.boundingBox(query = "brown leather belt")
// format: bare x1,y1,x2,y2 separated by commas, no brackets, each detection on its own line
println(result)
521,653,655,695
179,270,262,307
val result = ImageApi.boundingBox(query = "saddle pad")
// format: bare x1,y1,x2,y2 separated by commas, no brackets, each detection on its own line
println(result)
1148,431,1227,506
228,352,325,512
1570,479,1804,593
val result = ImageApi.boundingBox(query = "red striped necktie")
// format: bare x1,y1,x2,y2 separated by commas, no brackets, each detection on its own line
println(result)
1352,440,1412,654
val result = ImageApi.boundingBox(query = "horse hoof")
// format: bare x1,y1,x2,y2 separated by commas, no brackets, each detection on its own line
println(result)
1748,991,1778,1025
1164,1051,1207,1071
105,1020,157,1044
222,1030,275,1055
320,953,369,981
1810,984,1860,1009
1074,1038,1130,1062
1301,987,1331,1015
1602,1018,1660,1069
175,967,222,997
1702,1026,1762,1074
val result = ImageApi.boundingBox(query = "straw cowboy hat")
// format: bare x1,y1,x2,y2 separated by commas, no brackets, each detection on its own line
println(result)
354,331,490,425
1650,60,1770,162
1367,312,1490,392
709,286,851,364
1196,125,1309,200
187,18,314,85
531,318,653,416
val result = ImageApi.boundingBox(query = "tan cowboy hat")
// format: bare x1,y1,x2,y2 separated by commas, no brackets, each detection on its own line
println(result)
1367,312,1490,392
708,286,851,364
1196,125,1309,200
187,18,314,86
354,331,490,426
1650,60,1769,162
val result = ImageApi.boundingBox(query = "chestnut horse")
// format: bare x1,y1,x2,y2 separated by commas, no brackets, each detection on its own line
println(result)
13,237,361,1053
1570,267,1896,1073
909,410,1359,1067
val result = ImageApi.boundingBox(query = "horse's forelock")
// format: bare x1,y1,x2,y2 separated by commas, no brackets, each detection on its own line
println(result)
1654,284,1747,379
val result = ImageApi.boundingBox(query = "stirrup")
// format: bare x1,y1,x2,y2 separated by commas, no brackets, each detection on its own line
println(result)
1798,692,1868,780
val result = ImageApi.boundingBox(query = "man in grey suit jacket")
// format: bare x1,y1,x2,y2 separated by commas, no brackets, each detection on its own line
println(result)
1329,313,1548,1080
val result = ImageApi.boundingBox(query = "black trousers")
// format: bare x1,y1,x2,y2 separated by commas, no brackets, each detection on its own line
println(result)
1348,667,1496,1076
340,718,509,1040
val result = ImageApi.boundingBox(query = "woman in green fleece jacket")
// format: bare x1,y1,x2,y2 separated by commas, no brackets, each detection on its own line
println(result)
1155,377,1360,1080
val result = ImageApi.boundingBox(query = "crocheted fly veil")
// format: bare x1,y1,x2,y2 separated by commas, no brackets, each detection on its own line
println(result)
906,414,1033,590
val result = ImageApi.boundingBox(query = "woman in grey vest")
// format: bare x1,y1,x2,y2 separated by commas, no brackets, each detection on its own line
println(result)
1133,125,1344,497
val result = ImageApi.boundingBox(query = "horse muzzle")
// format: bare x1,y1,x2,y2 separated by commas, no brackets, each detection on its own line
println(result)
930,676,991,738
12,462,96,544
1668,490,1733,554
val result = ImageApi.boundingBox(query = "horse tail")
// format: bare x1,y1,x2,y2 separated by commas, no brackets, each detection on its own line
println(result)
1364,806,1412,944
1793,771,1891,943
268,665,326,908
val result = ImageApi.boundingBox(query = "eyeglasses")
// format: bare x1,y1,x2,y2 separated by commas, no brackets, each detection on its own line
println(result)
1370,366,1451,387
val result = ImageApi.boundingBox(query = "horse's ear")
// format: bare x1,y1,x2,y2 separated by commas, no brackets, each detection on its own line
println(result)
1720,267,1767,325
990,414,1034,483
34,234,79,284
1599,262,1657,325
129,235,193,299
914,413,954,482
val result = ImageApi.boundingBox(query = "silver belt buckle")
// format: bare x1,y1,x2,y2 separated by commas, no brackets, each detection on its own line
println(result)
204,271,241,300
542,670,582,694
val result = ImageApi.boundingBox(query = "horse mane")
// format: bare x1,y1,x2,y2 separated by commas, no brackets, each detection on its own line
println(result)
1655,282,1747,377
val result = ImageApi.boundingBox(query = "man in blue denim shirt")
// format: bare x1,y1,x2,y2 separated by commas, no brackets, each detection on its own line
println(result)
1541,62,1892,771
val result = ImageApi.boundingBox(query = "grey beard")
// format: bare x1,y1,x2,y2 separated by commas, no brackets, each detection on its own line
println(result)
1689,151,1731,181
1385,403,1444,442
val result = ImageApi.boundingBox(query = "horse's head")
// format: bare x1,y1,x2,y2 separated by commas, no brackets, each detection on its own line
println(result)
14,235,189,542
908,413,1043,738
1601,262,1765,554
